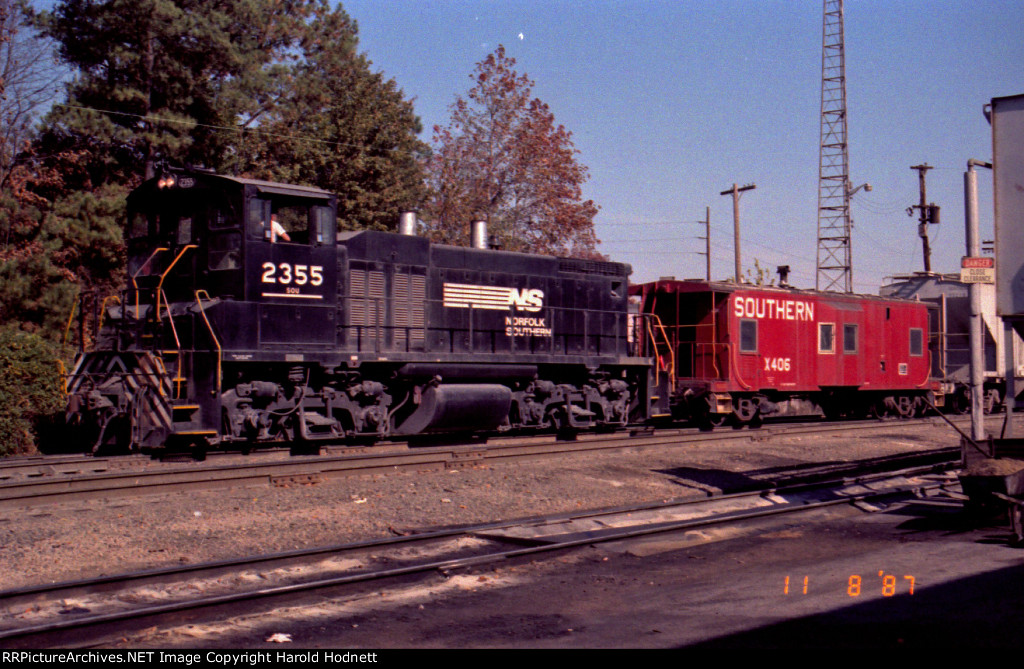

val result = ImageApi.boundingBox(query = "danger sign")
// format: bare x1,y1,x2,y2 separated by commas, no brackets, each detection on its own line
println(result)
961,256,994,283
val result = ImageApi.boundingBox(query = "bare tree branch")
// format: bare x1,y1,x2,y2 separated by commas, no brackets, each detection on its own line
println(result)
0,0,63,189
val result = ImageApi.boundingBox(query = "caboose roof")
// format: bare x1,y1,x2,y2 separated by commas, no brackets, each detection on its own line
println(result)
636,278,926,306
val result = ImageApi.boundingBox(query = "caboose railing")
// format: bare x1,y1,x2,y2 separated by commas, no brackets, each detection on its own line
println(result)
644,313,676,390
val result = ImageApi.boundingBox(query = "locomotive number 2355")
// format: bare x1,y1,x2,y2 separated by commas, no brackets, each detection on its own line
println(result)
261,263,324,286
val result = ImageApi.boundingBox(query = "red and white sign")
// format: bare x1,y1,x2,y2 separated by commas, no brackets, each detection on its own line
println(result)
961,256,995,284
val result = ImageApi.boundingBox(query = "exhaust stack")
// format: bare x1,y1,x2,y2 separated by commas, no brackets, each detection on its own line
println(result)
399,212,417,236
471,220,488,250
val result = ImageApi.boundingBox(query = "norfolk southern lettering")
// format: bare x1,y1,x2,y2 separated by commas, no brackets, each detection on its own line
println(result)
733,295,815,322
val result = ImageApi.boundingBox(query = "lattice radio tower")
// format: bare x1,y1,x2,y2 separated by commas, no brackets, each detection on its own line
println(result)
815,0,853,293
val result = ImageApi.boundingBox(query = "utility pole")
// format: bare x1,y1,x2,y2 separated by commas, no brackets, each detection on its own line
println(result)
965,159,992,442
720,183,756,282
696,206,711,281
907,163,940,273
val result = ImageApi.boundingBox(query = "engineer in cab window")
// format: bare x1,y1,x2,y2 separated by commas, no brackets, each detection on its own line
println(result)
268,213,291,243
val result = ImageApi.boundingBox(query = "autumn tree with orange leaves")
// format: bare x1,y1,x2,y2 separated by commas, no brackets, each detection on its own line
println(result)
424,46,601,258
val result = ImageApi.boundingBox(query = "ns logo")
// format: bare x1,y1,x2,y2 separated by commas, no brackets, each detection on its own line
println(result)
442,282,545,313
510,288,544,313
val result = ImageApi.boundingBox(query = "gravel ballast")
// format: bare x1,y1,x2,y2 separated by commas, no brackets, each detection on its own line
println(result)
0,421,971,591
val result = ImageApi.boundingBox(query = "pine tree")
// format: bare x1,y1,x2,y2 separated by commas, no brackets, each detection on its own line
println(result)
425,46,601,258
34,0,319,184
228,3,428,231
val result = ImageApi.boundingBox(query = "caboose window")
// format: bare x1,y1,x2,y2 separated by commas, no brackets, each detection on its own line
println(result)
818,323,835,353
739,319,757,353
910,328,923,356
843,323,858,353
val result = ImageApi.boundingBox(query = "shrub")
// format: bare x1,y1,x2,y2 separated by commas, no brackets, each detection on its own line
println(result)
0,327,64,456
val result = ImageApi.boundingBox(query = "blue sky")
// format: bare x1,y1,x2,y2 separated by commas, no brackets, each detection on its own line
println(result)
342,0,1023,291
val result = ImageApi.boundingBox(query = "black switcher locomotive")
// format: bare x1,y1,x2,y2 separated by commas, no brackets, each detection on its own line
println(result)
63,171,654,455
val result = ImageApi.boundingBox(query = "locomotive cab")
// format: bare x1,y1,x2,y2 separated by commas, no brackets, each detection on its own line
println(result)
126,172,337,306
69,172,341,454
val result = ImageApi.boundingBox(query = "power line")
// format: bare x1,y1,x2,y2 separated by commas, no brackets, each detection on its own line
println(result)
54,103,408,152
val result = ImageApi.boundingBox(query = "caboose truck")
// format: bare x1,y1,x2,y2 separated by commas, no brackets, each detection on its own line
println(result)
63,171,653,456
632,279,940,428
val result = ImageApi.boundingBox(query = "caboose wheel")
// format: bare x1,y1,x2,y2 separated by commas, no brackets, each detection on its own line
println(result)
868,400,891,420
895,396,916,418
731,398,759,429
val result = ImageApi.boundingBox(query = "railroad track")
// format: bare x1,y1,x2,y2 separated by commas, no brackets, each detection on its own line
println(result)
0,416,977,510
0,449,964,648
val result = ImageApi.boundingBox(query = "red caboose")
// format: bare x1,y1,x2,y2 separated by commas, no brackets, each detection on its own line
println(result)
632,280,940,427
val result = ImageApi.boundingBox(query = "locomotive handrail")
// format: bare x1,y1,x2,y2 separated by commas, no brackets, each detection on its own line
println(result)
195,290,222,394
158,288,185,398
156,245,197,321
347,296,633,359
96,294,121,338
131,247,168,319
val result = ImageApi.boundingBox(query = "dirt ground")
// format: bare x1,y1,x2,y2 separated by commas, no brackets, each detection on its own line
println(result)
0,419,981,591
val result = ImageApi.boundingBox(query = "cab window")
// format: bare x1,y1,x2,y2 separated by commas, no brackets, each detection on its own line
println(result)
247,199,272,239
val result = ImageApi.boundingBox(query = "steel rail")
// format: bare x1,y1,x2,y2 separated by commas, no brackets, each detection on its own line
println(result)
0,416,976,510
0,457,960,647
